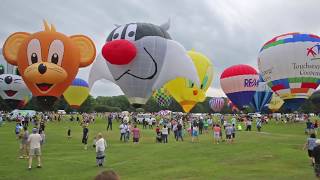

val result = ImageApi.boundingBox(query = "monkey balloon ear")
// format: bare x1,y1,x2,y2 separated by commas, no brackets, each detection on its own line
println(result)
3,32,30,65
70,35,96,67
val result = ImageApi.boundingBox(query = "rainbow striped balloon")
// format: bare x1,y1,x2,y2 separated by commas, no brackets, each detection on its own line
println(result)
209,97,225,112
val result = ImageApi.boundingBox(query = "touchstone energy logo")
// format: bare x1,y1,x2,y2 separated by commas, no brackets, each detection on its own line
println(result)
292,62,320,76
307,43,320,61
244,78,258,87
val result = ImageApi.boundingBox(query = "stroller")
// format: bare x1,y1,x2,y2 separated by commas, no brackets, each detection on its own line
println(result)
156,132,162,143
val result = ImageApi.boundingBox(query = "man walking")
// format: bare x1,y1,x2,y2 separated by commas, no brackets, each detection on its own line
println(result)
28,128,42,170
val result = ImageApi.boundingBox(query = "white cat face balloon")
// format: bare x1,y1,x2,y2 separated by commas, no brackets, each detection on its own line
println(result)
89,20,199,104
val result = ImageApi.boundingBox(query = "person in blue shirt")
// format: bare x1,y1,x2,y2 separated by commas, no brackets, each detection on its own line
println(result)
304,133,317,166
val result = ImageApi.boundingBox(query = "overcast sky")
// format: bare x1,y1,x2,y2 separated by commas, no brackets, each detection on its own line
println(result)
1,0,320,97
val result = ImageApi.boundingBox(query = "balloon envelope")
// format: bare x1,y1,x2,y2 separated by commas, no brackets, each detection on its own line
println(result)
63,78,89,109
258,33,320,111
209,97,225,112
153,88,172,108
165,50,213,112
89,21,199,105
268,94,284,112
250,75,273,112
220,64,259,109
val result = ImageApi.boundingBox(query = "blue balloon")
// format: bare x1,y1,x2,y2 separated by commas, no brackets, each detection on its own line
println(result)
251,75,273,112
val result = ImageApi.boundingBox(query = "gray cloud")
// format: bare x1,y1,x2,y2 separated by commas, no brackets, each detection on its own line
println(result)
1,0,320,97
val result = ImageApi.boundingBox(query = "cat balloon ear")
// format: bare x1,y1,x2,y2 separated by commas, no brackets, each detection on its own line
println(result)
114,24,121,28
153,40,200,90
88,53,116,89
159,18,170,31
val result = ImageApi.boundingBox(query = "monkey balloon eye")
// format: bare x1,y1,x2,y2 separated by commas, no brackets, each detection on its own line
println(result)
51,53,59,64
31,53,38,64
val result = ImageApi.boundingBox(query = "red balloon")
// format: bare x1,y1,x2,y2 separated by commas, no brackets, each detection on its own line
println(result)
102,39,137,65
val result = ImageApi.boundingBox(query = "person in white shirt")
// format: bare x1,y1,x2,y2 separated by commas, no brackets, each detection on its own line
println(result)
119,123,128,142
28,128,42,170
95,133,107,167
161,125,169,143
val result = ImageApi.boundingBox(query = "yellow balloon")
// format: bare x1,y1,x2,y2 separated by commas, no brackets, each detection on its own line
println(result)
165,50,213,112
268,94,284,113
63,78,89,109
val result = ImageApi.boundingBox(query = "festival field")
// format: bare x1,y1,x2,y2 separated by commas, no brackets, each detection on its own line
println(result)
0,118,313,180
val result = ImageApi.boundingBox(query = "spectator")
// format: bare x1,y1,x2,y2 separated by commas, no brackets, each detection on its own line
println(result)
19,126,29,159
304,133,317,166
161,125,168,143
119,122,128,142
192,125,199,143
213,124,221,144
132,125,140,144
312,139,320,178
256,117,262,132
82,124,89,150
28,128,42,170
225,124,233,144
107,114,113,131
176,123,184,141
246,120,252,131
95,170,120,180
95,133,107,167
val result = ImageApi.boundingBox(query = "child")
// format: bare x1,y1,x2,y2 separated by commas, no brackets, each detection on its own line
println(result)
95,133,107,167
67,127,72,139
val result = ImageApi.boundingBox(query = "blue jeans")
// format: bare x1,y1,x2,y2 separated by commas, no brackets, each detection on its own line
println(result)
176,130,183,141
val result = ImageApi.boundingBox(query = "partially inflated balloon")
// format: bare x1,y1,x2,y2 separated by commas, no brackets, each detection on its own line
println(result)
153,88,172,108
250,75,273,112
258,33,320,111
220,64,259,109
89,21,199,106
209,97,224,112
164,50,213,112
0,49,32,109
310,90,320,106
268,94,284,112
63,78,89,109
2,21,96,109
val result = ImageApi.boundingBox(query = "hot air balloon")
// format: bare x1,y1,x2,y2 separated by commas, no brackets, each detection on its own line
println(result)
153,88,172,108
268,94,284,113
220,64,259,109
0,49,32,109
227,99,239,113
2,21,96,109
258,33,320,111
63,78,89,109
209,97,225,112
164,50,213,112
250,75,273,112
310,90,320,107
88,20,199,107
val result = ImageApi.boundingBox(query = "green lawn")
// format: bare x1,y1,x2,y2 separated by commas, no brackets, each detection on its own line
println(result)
0,117,315,180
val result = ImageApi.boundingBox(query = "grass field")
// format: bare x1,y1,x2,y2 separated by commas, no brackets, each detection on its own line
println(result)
0,117,315,180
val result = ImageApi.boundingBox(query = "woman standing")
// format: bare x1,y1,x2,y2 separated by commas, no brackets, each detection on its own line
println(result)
161,125,168,143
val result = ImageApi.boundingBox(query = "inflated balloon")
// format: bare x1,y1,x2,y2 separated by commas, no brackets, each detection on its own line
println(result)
310,90,320,106
153,88,172,108
227,99,239,113
2,21,96,109
258,33,320,111
220,64,259,109
250,75,273,112
164,50,213,112
63,78,89,109
209,97,224,112
0,49,32,109
89,20,199,106
268,94,284,112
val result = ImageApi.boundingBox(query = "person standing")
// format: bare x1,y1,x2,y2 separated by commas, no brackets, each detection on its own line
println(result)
107,114,113,131
304,133,317,166
213,124,221,144
28,128,42,170
82,124,89,150
246,120,252,131
199,119,204,135
119,122,128,142
132,125,140,144
225,124,233,144
192,125,199,143
95,133,107,167
19,126,29,159
256,117,262,132
312,139,320,179
161,125,168,143
176,123,184,141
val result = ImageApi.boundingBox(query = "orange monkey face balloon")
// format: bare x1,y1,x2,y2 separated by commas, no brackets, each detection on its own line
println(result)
2,21,96,107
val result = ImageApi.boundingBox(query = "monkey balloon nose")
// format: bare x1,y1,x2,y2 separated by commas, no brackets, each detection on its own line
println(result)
102,39,137,65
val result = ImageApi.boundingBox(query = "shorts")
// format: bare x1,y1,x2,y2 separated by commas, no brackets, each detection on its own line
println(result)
308,150,313,157
133,138,139,142
82,137,88,144
30,148,41,156
226,134,232,139
232,133,235,138
192,131,198,137
214,132,220,139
